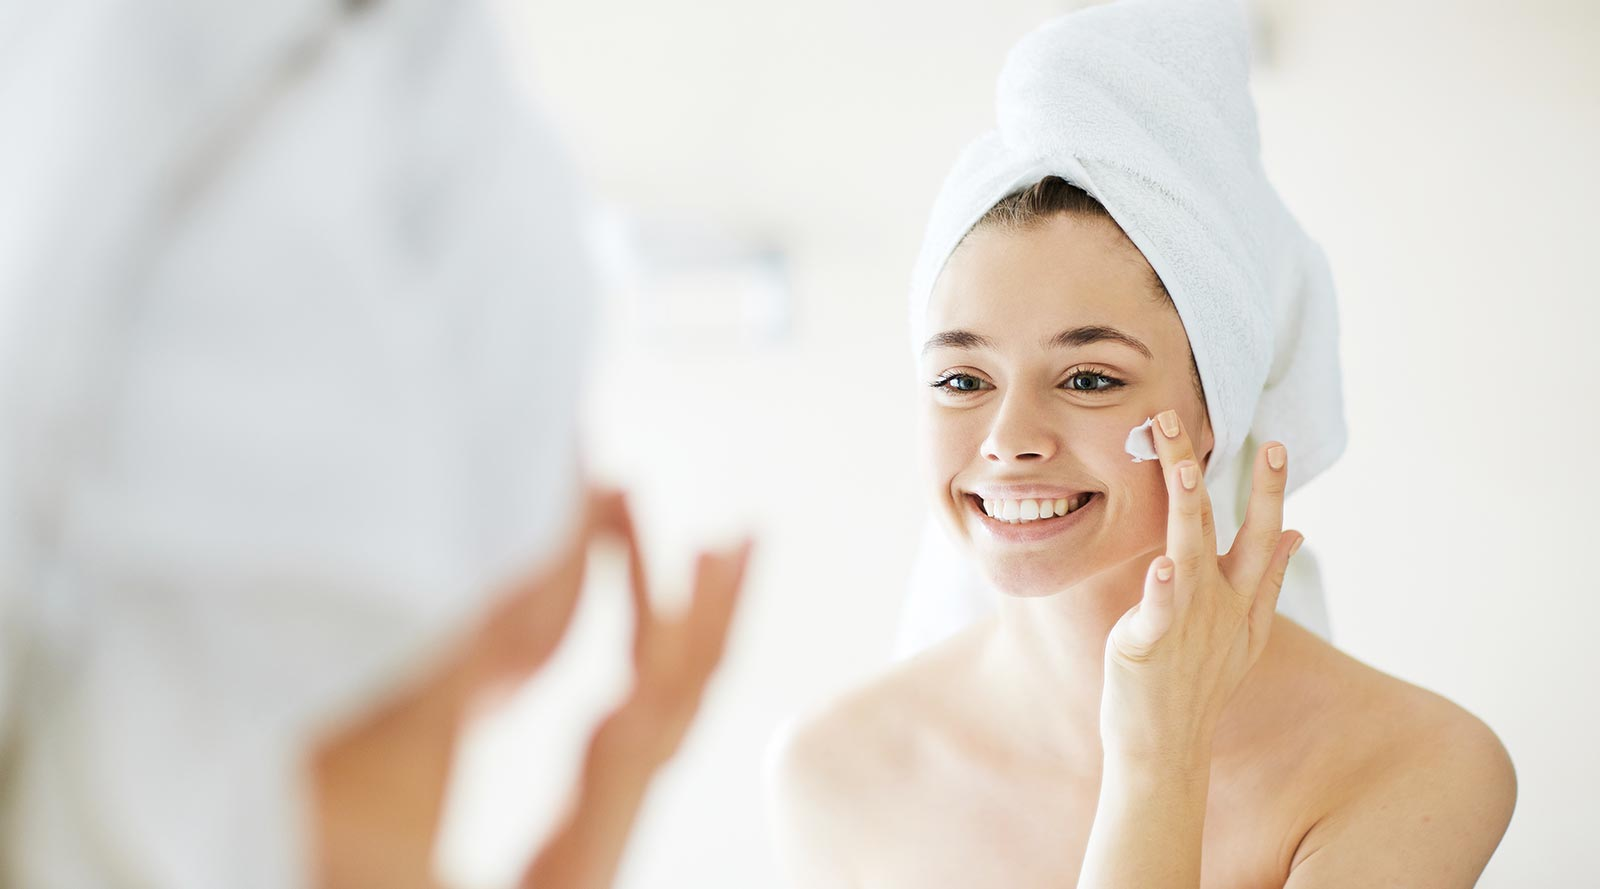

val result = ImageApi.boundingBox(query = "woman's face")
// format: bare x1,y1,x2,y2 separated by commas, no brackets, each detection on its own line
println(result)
919,213,1214,597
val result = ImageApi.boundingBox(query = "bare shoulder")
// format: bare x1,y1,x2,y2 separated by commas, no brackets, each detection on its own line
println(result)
766,623,983,802
764,627,987,887
1269,620,1517,887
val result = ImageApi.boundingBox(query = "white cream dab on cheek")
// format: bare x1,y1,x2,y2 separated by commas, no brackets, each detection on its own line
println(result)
1125,417,1159,462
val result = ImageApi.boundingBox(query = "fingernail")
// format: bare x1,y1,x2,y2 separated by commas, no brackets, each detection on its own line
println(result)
1157,410,1180,438
1290,536,1304,557
1156,561,1173,582
1267,445,1286,471
1178,462,1198,489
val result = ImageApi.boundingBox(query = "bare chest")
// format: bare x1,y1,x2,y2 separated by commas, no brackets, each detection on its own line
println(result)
849,761,1306,889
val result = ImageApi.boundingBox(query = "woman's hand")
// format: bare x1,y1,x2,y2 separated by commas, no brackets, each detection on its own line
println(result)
1078,409,1303,888
1101,408,1304,769
311,486,616,889
521,504,751,889
310,487,752,889
598,497,751,775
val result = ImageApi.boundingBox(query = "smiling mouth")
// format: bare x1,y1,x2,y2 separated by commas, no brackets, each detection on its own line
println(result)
967,492,1095,524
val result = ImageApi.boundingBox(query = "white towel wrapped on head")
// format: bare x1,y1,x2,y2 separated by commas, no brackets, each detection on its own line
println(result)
896,0,1347,656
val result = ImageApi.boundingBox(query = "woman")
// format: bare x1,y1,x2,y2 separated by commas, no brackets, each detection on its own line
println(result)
769,3,1514,886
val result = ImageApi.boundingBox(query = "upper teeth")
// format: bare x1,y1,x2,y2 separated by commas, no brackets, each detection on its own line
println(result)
982,494,1090,522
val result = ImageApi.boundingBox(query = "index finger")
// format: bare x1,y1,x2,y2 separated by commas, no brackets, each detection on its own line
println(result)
684,539,754,680
580,485,654,622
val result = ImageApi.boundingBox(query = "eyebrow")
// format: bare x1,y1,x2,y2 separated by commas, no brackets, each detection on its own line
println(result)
1044,325,1153,360
920,329,996,353
921,324,1153,360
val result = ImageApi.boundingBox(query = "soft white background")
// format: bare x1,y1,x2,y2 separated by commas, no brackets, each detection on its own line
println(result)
436,1,1600,886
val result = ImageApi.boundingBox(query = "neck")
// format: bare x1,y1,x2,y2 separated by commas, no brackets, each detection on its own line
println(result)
979,548,1157,768
978,549,1297,771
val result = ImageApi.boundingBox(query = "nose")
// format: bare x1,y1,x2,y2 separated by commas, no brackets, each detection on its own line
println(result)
980,387,1059,464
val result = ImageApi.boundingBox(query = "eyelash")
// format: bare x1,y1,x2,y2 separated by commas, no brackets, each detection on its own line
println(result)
928,367,1127,395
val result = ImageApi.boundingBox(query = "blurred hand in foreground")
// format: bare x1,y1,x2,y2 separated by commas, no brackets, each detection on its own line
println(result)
311,488,752,889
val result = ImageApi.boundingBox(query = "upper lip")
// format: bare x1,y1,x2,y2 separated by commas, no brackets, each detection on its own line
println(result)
967,484,1094,501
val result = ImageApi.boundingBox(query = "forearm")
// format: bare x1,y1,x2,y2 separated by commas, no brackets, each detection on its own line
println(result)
1075,752,1211,889
521,712,659,889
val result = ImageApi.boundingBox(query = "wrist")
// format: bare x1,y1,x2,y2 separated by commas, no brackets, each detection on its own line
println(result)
587,709,670,786
1095,748,1212,836
1101,713,1217,776
1102,744,1212,789
1080,748,1210,889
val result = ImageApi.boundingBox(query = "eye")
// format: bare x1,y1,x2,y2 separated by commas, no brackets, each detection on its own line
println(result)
1062,368,1125,393
929,371,992,394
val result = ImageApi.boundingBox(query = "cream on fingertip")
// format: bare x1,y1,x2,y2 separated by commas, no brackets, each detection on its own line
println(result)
1125,417,1159,462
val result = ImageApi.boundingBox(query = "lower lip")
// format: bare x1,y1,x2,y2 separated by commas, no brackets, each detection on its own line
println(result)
969,493,1099,544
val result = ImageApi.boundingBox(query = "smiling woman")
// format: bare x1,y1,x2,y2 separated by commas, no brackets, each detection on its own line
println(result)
768,179,1515,889
918,188,1209,598
765,1,1515,887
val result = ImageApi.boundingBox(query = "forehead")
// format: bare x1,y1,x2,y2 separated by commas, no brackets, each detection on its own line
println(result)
926,214,1181,347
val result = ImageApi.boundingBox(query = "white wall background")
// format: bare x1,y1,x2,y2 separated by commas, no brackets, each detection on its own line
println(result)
438,1,1600,886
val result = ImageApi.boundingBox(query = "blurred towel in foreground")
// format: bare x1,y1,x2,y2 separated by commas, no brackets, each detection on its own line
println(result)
0,1,591,885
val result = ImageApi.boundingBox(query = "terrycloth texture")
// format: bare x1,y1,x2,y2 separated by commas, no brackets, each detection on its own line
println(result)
0,2,592,886
896,0,1346,656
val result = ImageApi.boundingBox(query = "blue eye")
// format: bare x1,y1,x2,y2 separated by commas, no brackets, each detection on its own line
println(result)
1063,369,1125,392
929,372,990,394
930,369,1124,395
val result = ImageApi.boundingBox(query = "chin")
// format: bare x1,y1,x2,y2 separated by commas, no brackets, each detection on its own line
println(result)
977,552,1093,598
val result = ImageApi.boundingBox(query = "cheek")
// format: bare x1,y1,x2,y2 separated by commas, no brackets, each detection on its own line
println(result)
1079,410,1154,479
1102,456,1172,556
1114,464,1171,537
1090,413,1174,545
919,401,984,484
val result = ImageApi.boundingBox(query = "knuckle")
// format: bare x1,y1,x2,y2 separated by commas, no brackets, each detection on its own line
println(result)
1110,632,1157,663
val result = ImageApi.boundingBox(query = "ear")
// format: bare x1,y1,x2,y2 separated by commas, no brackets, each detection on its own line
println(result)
1198,416,1216,471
